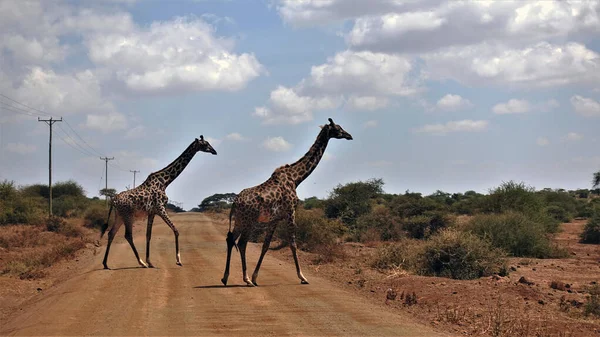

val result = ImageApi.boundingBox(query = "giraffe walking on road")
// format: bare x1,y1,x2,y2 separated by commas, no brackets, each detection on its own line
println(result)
221,118,353,286
101,135,217,270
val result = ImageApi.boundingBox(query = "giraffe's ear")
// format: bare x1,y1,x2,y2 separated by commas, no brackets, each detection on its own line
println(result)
328,118,335,126
319,125,324,129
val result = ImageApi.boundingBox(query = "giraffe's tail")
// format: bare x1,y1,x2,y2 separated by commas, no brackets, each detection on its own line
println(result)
227,203,238,252
100,204,114,239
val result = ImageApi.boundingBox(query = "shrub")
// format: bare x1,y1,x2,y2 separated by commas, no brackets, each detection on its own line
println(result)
389,195,443,218
276,208,346,251
580,213,600,244
418,229,507,280
545,205,571,223
46,216,83,238
372,230,507,280
403,211,454,239
483,181,543,214
84,203,108,229
324,178,385,226
584,285,600,317
466,212,566,258
354,205,402,241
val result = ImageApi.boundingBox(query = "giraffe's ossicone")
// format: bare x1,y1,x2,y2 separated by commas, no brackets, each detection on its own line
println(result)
221,118,353,287
99,135,217,270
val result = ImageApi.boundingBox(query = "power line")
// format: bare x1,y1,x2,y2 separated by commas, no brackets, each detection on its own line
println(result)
63,119,106,157
0,93,52,117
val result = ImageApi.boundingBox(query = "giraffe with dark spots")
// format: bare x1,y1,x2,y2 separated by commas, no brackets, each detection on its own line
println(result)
221,118,353,286
100,136,217,270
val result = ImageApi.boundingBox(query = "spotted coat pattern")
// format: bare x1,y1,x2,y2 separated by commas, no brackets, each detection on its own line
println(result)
221,118,353,286
101,136,217,269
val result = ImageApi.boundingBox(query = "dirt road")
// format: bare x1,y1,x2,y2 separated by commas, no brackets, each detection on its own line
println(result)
0,213,448,336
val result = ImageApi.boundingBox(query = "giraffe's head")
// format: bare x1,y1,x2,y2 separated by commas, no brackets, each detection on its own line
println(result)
322,118,353,140
195,135,218,155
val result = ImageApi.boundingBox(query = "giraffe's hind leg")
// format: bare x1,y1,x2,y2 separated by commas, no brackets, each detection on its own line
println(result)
221,228,241,286
102,219,124,270
145,213,156,268
156,206,182,266
238,232,253,286
123,215,148,268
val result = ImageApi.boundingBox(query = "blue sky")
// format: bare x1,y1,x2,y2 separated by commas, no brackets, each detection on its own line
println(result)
1,0,600,209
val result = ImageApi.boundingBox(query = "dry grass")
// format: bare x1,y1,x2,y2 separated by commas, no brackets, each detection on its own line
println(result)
0,219,92,280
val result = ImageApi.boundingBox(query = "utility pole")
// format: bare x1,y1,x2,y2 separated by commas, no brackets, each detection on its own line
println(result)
130,170,140,188
38,117,62,216
100,156,114,204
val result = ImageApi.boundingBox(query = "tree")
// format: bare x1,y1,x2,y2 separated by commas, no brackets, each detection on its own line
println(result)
166,203,185,213
197,193,237,212
594,171,600,189
324,178,384,226
99,188,117,199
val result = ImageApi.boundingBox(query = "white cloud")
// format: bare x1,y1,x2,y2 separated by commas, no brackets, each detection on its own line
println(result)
125,125,146,139
364,120,378,128
565,132,583,142
415,120,489,135
204,136,222,147
253,86,340,125
5,142,37,154
345,1,600,54
436,94,473,111
346,96,389,111
225,133,248,141
571,95,600,117
83,111,128,133
255,50,419,124
262,136,292,152
536,137,550,146
423,42,600,88
86,16,264,94
492,99,531,114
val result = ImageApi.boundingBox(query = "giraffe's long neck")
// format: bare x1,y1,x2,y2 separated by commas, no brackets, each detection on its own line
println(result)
145,141,198,188
287,127,330,187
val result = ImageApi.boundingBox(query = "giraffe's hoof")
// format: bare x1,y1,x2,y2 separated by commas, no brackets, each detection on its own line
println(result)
221,278,228,286
301,279,310,285
176,261,182,266
103,266,110,270
247,282,257,287
147,263,155,268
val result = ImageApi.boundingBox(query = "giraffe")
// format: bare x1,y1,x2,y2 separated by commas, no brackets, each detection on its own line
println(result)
100,135,217,270
221,118,353,286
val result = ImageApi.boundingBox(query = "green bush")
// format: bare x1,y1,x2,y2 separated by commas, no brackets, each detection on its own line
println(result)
46,216,83,238
389,195,443,218
276,208,346,251
403,211,454,239
418,229,507,280
354,205,402,241
580,213,600,244
372,230,507,280
466,212,566,258
545,205,571,223
483,181,543,214
84,203,108,229
324,178,384,226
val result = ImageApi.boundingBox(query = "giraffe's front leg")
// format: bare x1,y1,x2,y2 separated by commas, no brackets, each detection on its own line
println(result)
156,206,182,266
287,211,309,284
251,224,276,286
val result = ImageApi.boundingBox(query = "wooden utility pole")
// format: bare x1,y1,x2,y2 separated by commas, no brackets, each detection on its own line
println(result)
100,156,114,204
130,170,140,188
38,117,62,216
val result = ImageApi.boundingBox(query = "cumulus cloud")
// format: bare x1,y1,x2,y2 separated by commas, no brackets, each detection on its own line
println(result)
225,133,248,141
423,42,600,88
83,111,128,133
4,142,37,154
492,99,531,114
262,136,292,152
364,120,378,128
86,16,263,94
125,125,147,139
436,94,473,111
255,50,420,124
415,120,489,135
536,137,550,146
571,95,600,117
346,96,389,111
565,132,583,142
